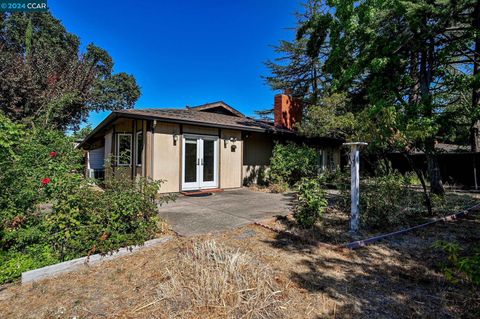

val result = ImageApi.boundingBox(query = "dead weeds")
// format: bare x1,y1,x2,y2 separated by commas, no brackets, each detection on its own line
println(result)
0,213,479,318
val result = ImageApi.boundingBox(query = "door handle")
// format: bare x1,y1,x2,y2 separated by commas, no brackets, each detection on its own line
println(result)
197,158,200,165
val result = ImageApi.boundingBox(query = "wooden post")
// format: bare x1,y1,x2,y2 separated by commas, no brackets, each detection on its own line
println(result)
343,142,368,233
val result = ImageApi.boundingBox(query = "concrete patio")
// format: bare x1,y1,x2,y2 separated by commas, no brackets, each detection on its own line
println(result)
157,188,294,236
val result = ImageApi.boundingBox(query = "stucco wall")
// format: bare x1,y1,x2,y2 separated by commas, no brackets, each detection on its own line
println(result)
153,122,181,193
242,132,274,185
220,129,243,189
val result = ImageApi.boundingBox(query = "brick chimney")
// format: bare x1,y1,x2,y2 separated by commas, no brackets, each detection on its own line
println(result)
274,91,302,130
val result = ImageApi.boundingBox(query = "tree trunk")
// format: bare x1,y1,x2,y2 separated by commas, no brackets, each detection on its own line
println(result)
426,151,445,195
403,152,432,215
471,0,480,152
408,51,419,109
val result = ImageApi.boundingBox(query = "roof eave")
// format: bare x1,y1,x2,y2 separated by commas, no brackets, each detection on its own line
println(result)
78,112,119,148
79,111,296,148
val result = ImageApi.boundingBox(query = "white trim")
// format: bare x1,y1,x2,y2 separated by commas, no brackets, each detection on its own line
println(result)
181,134,219,191
116,133,132,166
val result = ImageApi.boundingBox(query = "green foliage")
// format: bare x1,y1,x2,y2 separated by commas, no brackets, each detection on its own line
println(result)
300,93,355,139
268,0,480,193
0,245,57,284
0,12,140,130
294,178,328,227
269,142,319,186
0,114,169,283
338,172,420,230
434,241,480,286
72,125,93,140
45,177,165,261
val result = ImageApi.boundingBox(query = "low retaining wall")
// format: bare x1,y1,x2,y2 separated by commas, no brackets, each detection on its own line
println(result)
21,236,172,284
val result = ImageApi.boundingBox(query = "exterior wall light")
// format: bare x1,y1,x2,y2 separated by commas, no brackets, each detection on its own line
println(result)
173,134,179,145
225,136,237,148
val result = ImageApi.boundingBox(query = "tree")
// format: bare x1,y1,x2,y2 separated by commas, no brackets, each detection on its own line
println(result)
253,109,274,121
0,12,140,131
72,125,93,140
279,0,480,196
263,0,329,106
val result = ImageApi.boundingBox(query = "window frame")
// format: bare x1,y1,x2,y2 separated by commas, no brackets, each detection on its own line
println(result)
116,133,132,167
136,130,143,166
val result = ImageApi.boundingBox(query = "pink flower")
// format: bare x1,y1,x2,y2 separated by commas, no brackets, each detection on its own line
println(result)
50,151,57,157
41,178,51,185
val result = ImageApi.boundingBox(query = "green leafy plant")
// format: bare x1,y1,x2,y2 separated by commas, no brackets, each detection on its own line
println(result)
0,114,171,283
338,172,421,230
294,178,328,227
45,176,167,261
269,142,319,187
434,241,480,286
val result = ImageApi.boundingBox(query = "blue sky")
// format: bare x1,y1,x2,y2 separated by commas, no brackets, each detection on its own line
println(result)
48,0,302,128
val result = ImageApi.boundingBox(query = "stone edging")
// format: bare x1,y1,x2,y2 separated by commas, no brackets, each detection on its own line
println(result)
21,236,172,284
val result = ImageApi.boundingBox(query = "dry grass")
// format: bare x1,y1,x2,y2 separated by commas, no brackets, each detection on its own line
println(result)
1,212,479,318
155,240,284,318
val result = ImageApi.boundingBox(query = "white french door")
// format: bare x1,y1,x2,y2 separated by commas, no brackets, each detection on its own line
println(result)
182,135,219,191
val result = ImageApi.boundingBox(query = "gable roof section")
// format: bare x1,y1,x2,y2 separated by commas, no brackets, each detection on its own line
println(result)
79,107,293,148
187,101,245,117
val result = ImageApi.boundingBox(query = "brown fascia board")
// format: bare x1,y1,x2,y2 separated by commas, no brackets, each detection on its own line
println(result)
78,111,295,148
78,112,119,149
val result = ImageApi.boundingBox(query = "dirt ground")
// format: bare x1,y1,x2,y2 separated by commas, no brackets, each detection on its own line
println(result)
0,213,479,318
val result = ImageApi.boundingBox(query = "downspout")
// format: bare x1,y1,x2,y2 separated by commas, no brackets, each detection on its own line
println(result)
151,120,157,179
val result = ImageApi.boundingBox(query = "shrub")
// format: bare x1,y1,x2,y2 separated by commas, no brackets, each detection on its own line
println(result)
0,114,171,283
339,172,420,229
0,245,58,284
45,176,167,261
294,178,328,227
269,142,319,186
434,241,480,286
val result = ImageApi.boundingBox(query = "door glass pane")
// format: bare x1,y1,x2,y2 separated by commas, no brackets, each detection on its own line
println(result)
203,140,214,182
185,139,197,183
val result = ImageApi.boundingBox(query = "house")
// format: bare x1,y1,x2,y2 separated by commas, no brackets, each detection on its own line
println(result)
388,143,480,189
79,93,342,193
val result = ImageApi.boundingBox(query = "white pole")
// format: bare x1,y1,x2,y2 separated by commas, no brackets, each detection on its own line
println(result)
350,145,360,232
343,142,367,233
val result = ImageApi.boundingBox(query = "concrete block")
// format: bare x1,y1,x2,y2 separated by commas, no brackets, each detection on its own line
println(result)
21,236,172,284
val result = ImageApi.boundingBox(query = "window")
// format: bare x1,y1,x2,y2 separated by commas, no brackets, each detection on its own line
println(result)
116,133,132,166
136,131,143,166
318,148,336,171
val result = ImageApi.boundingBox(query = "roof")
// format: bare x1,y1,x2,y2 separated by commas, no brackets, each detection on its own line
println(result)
187,101,245,117
434,143,470,153
115,108,291,133
79,103,295,148
402,143,473,155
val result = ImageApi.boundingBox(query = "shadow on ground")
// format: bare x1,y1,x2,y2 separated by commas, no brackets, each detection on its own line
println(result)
263,211,480,318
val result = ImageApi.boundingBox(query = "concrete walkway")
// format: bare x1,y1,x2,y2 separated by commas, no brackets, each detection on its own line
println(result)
158,188,294,236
